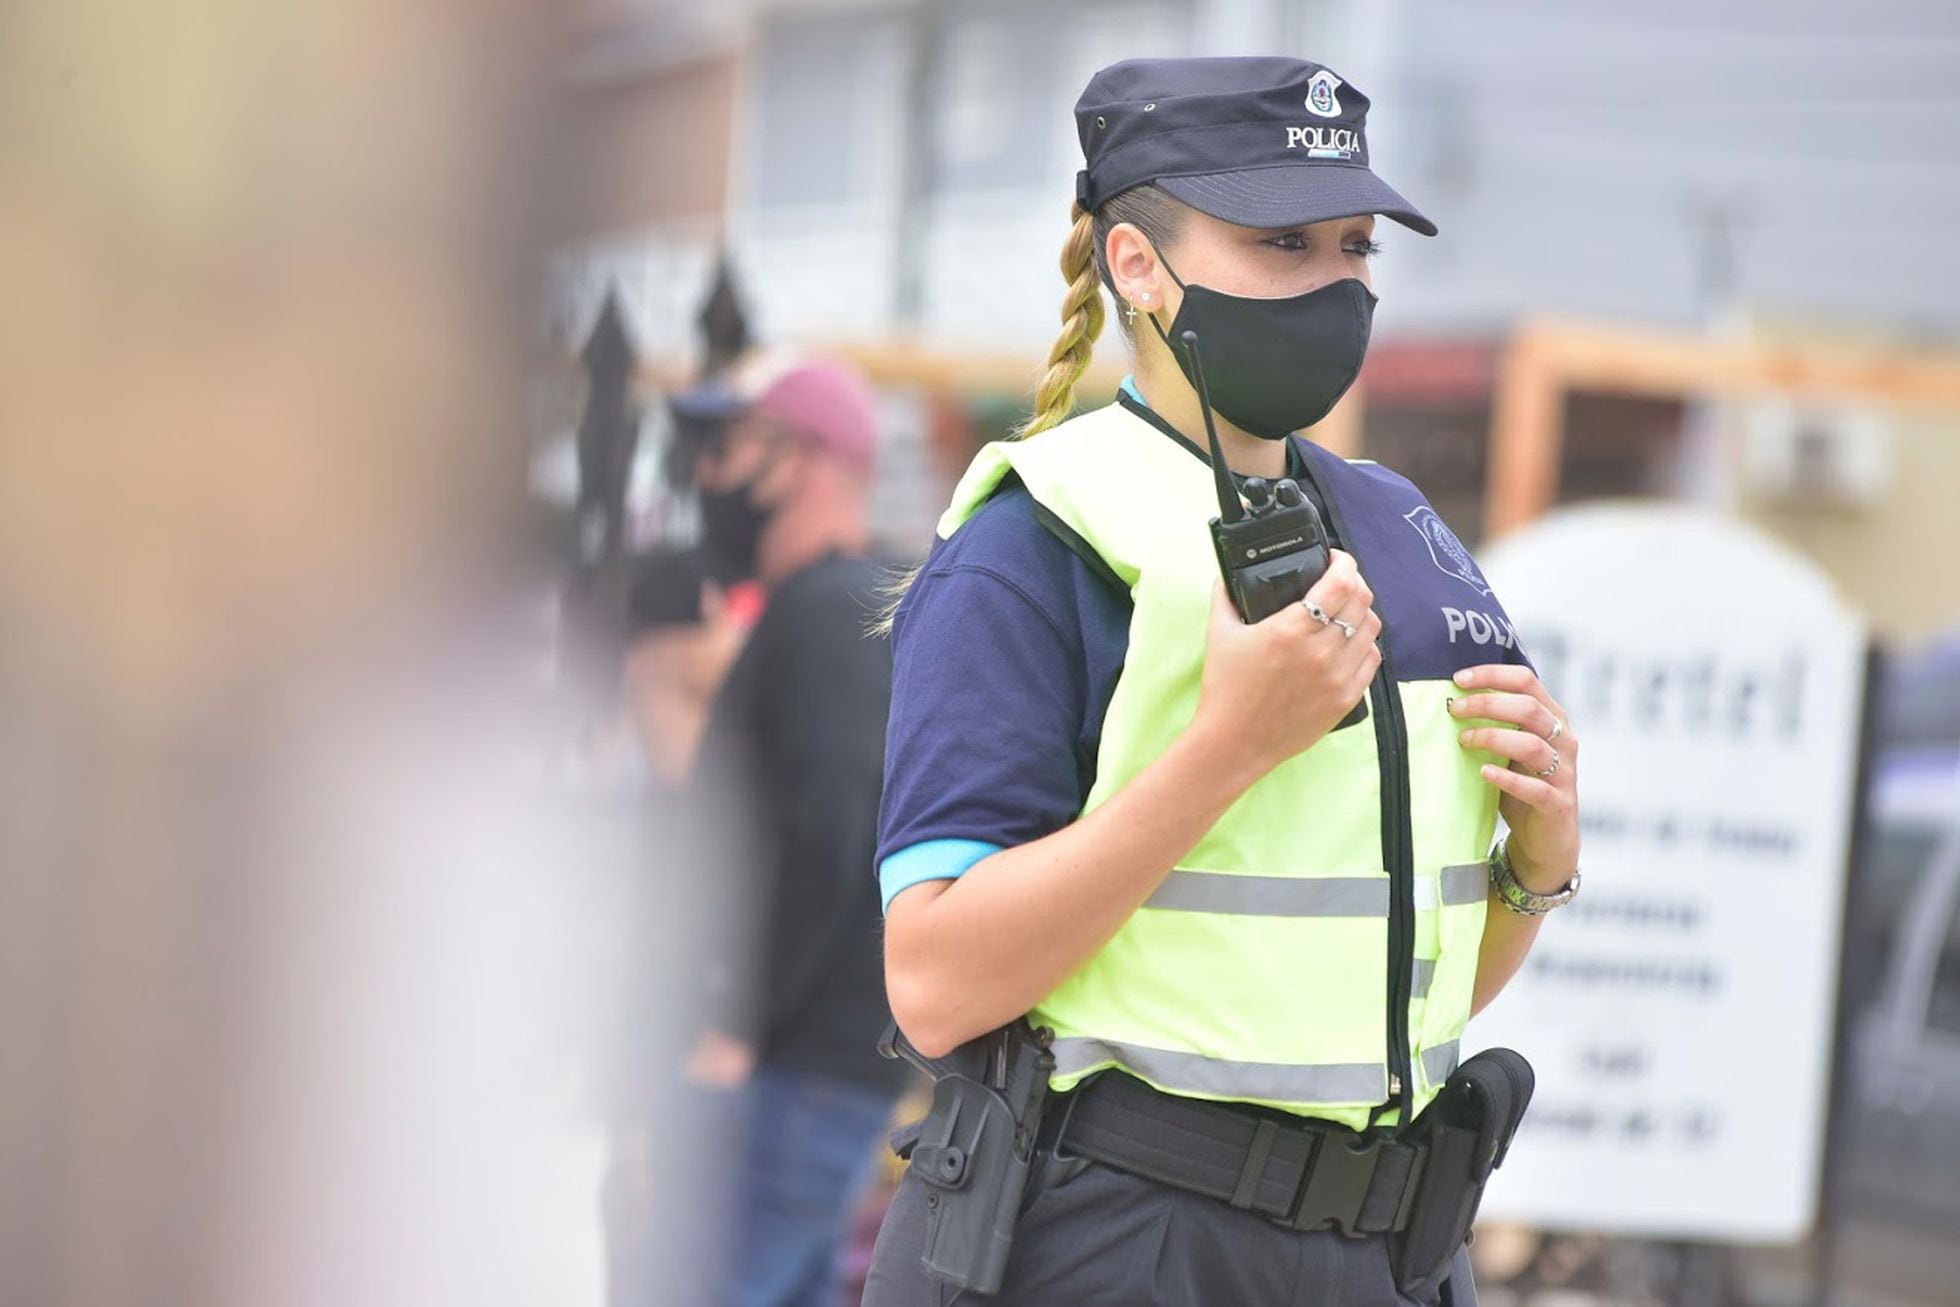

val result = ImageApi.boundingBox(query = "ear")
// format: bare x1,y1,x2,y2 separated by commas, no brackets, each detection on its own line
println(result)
1105,222,1165,313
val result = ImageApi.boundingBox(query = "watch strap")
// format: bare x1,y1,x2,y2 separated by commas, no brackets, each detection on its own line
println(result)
1489,836,1579,917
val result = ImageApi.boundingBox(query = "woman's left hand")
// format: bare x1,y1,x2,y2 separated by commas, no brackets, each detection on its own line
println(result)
1449,664,1580,893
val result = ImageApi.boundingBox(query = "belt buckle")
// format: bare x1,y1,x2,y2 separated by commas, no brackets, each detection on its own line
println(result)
1279,1130,1383,1235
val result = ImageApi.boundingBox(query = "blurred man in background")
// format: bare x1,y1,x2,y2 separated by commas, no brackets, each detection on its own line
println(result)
683,358,908,1306
620,545,746,787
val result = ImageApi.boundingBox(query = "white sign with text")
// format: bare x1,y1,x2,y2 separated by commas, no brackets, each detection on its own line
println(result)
1468,504,1866,1242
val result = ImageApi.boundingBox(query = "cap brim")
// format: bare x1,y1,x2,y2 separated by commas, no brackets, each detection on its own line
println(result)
668,384,747,423
1157,165,1437,236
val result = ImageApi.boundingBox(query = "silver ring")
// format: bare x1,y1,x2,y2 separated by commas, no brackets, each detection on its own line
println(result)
1332,617,1357,639
1302,600,1332,626
1536,748,1562,779
1548,716,1565,743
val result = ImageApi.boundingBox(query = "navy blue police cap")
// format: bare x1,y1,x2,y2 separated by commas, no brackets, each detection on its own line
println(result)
1074,56,1436,236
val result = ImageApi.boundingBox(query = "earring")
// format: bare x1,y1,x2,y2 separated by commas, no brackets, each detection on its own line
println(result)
1125,299,1137,326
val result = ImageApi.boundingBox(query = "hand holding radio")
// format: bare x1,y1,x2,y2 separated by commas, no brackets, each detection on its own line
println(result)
1181,327,1374,746
1196,561,1381,776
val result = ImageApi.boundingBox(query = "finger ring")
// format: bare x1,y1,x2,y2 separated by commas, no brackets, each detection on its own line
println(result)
1548,716,1565,743
1332,617,1357,639
1535,748,1561,779
1302,600,1332,626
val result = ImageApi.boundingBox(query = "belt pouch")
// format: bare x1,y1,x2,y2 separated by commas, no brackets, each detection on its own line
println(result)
1394,1116,1482,1297
1393,1048,1535,1296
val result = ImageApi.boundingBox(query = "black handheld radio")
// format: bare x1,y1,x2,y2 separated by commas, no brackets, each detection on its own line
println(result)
1184,329,1368,729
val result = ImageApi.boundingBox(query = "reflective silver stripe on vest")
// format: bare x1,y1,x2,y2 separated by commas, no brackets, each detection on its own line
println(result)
1421,1040,1461,1086
1144,871,1388,917
1410,958,1436,1000
1050,1037,1387,1104
1417,863,1489,910
1145,864,1488,917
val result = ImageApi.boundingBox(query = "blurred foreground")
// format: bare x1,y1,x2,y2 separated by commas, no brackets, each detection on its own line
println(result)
0,5,686,1305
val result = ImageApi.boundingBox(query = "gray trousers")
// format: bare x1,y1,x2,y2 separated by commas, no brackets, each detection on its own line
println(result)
861,1151,1478,1307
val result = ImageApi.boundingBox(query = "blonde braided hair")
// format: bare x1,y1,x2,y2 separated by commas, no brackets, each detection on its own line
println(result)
1012,199,1107,439
872,186,1187,636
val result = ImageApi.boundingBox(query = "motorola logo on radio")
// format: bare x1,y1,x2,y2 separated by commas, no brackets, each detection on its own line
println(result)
1253,535,1307,559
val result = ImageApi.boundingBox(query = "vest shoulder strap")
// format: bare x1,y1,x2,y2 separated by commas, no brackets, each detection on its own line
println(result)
1027,494,1126,594
938,404,1215,591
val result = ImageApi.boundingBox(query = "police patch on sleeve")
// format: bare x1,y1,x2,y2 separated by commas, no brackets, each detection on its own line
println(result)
1405,505,1492,597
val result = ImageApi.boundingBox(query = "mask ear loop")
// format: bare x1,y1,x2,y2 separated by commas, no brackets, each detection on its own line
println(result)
1153,245,1188,291
1143,246,1186,352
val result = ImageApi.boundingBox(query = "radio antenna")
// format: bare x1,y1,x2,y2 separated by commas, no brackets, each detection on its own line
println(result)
1180,329,1242,523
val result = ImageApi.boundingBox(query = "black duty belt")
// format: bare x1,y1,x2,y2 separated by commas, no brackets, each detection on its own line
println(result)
1039,1071,1426,1235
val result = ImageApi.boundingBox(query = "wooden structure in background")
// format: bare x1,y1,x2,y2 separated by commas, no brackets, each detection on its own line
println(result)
1486,320,1960,539
640,341,1366,457
824,340,1368,455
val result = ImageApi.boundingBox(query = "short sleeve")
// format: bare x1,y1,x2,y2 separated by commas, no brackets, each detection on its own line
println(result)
875,509,1104,911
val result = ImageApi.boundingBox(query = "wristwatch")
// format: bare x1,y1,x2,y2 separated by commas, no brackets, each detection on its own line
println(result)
1488,835,1580,917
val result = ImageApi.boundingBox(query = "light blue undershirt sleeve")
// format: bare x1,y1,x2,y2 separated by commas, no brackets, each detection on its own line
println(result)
879,838,1004,913
1119,373,1145,405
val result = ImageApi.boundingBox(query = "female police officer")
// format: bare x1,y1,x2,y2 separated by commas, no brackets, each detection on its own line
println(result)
863,57,1581,1305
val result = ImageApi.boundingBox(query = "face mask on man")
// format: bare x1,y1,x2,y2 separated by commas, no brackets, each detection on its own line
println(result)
697,470,776,581
1147,251,1376,440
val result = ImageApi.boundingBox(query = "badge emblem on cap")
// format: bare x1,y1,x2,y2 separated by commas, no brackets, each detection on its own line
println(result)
1306,69,1343,118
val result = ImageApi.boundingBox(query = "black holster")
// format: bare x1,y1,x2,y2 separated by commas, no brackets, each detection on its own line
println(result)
879,1020,1055,1296
1392,1047,1535,1297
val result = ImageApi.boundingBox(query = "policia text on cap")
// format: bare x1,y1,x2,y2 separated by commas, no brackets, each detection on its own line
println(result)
863,57,1581,1306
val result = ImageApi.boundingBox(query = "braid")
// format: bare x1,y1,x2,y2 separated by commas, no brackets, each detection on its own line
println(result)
1012,200,1105,439
872,187,1187,636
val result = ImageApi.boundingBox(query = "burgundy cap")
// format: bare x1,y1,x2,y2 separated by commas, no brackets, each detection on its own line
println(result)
752,358,879,475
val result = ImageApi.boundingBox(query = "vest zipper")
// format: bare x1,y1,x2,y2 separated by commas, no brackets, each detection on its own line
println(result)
1374,658,1418,1126
1288,443,1418,1126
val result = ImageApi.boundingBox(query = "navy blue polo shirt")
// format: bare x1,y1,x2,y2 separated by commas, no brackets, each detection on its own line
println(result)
876,473,1127,909
876,380,1329,910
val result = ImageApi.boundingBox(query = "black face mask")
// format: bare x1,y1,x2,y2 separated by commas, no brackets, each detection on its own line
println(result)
1149,256,1377,440
698,475,774,582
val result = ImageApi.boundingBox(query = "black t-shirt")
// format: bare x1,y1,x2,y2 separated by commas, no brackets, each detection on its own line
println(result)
692,550,907,1094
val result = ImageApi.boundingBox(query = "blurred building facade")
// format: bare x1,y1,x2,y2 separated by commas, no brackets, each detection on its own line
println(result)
548,0,1960,637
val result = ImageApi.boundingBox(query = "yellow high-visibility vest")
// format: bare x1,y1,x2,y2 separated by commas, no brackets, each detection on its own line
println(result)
937,398,1520,1129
